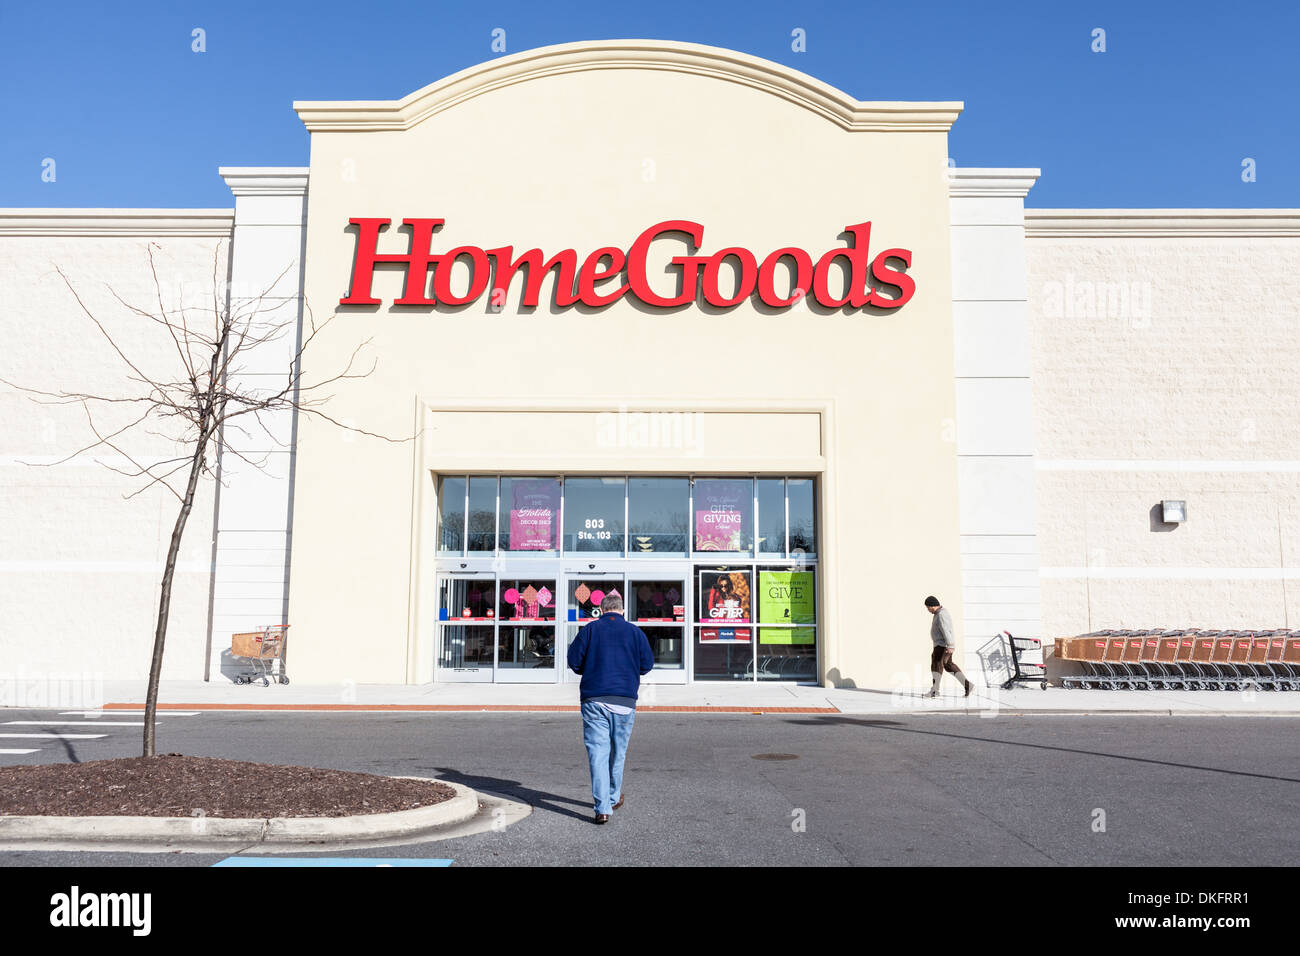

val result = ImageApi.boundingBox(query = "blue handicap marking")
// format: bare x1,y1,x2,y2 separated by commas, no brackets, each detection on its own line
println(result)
214,857,452,867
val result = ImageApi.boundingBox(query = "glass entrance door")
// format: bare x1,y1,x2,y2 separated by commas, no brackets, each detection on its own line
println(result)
560,570,690,684
562,572,624,684
437,573,561,682
495,575,558,682
628,575,689,684
437,575,495,682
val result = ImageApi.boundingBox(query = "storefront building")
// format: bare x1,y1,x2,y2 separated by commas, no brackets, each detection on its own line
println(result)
3,41,1298,689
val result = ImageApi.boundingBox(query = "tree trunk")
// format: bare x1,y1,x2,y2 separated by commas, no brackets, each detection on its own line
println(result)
142,434,209,757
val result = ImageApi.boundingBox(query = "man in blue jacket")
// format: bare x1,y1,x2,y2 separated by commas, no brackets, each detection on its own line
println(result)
567,592,655,824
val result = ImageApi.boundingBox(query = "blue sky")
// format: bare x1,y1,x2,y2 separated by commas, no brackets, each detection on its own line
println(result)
2,0,1296,208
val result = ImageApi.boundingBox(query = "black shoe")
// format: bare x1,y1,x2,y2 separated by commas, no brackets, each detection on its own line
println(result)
593,813,610,824
964,680,975,697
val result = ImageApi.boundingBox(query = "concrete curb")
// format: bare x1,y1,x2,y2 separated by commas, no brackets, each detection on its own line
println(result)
75,701,1300,718
94,703,840,714
0,778,480,850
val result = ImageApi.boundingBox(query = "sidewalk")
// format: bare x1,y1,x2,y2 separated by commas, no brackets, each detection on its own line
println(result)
72,678,1300,717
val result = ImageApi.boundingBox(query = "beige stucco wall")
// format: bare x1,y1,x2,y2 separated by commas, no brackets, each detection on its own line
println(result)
0,229,229,685
286,46,965,687
1027,232,1300,637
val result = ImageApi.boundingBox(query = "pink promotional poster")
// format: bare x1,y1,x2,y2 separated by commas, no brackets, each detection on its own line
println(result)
509,480,559,550
694,480,748,551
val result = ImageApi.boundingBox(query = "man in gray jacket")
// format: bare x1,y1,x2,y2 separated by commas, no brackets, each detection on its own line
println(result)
924,596,974,698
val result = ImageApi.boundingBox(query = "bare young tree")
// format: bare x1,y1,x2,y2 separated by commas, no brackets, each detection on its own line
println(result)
2,241,400,756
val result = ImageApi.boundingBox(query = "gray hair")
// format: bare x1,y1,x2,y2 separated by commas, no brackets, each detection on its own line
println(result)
600,593,624,613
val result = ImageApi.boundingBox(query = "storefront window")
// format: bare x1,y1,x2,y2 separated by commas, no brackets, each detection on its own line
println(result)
438,625,493,670
568,577,622,622
563,477,626,554
437,475,817,684
694,566,753,680
497,577,556,671
756,566,816,681
498,477,561,553
437,475,466,555
467,476,497,552
629,578,686,670
628,477,688,556
757,478,785,554
692,478,753,556
498,578,557,622
440,578,496,621
788,478,816,556
498,626,555,670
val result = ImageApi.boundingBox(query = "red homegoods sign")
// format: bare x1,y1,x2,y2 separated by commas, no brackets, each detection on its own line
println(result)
340,218,915,310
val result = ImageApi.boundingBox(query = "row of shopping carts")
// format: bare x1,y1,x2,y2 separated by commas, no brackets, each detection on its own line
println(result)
1056,629,1300,691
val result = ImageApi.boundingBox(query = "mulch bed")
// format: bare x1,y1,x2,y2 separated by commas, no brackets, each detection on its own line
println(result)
0,755,456,818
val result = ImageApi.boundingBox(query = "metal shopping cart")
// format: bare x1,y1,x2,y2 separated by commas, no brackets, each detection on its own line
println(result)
231,625,290,686
1149,632,1185,690
1063,633,1112,688
999,630,1047,690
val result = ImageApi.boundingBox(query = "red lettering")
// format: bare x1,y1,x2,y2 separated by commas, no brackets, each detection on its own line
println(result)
701,248,758,307
343,217,917,311
486,247,579,307
867,248,915,308
576,247,629,306
627,220,705,307
340,217,445,306
432,246,490,306
757,248,813,307
813,222,872,308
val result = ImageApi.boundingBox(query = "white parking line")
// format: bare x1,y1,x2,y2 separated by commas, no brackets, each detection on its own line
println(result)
0,749,39,754
4,721,144,727
0,733,107,739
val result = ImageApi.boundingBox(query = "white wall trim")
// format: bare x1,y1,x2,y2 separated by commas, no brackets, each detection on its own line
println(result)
1037,459,1300,473
294,40,963,133
0,209,234,237
948,168,1041,198
1042,566,1300,580
1025,209,1300,238
0,560,212,573
218,168,310,197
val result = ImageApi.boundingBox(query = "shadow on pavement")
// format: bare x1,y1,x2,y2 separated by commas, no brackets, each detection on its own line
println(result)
56,738,82,764
433,767,592,822
782,716,1300,784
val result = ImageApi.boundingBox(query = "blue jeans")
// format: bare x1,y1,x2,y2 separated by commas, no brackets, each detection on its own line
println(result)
580,700,636,814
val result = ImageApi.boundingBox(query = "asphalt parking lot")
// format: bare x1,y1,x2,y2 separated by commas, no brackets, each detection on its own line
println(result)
0,710,1296,866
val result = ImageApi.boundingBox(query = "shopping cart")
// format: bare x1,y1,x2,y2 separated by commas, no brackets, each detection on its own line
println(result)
1262,634,1290,690
1056,627,1297,690
1150,633,1183,689
1066,634,1110,688
1227,635,1258,691
1119,635,1150,689
1186,634,1220,690
231,625,290,686
1282,635,1300,690
1098,635,1131,689
999,630,1047,690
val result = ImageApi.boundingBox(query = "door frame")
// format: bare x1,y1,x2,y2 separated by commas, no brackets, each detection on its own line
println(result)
434,571,496,683
559,568,625,684
624,563,691,684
